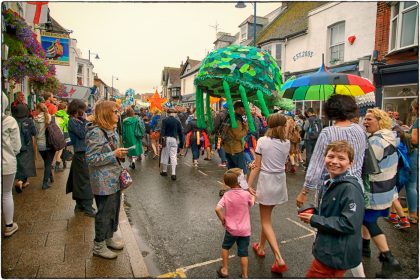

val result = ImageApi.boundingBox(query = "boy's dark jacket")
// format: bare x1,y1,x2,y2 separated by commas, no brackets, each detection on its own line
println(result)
310,173,364,270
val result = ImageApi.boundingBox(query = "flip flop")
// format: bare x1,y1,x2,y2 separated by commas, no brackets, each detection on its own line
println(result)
252,242,266,257
216,267,228,278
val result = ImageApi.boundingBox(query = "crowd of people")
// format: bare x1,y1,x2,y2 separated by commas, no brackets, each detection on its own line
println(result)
1,90,418,277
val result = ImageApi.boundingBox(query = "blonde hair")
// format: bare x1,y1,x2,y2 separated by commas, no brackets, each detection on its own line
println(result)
36,102,49,124
92,101,118,130
223,168,242,188
265,113,287,141
367,108,392,130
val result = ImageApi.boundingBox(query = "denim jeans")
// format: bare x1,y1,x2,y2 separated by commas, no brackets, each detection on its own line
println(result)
39,149,55,184
406,148,418,213
191,141,201,160
225,151,247,174
218,147,227,163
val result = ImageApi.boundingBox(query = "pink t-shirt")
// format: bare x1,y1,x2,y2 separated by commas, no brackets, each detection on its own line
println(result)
217,188,254,237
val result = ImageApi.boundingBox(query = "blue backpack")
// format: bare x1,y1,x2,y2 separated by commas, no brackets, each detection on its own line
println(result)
396,140,411,187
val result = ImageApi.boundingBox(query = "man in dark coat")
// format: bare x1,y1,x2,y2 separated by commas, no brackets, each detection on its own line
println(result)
159,108,183,180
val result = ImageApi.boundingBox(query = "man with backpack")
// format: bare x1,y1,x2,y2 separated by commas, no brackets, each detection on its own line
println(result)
303,108,322,168
221,101,249,174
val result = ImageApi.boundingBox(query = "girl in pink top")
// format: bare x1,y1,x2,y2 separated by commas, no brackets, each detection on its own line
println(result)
215,168,255,278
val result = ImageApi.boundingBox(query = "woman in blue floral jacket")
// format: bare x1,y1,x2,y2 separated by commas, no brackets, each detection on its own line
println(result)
85,101,128,259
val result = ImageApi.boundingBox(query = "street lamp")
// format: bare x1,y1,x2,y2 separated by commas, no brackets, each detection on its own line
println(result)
235,1,257,47
112,75,118,98
88,50,100,62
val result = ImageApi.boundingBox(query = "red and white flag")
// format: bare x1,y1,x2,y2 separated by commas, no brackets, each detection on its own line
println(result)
25,2,48,25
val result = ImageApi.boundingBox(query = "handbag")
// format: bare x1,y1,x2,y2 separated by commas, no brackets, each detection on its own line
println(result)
61,147,74,161
362,135,381,175
101,129,133,190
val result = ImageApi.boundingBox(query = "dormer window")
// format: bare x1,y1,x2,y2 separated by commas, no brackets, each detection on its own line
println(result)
389,1,418,52
240,25,247,42
186,64,191,73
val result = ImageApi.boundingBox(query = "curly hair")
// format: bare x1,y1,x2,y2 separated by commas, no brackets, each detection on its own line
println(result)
366,108,392,130
325,94,358,121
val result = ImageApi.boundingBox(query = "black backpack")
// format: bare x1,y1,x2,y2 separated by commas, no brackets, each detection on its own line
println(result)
45,116,66,151
307,117,322,140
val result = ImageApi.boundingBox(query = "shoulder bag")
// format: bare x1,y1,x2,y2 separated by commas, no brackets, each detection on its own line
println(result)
101,129,132,190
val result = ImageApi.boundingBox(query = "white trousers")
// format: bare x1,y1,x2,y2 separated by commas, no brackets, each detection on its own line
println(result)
2,173,15,225
160,137,178,175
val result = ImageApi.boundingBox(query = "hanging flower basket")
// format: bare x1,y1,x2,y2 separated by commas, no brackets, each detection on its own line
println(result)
2,9,45,57
4,55,49,82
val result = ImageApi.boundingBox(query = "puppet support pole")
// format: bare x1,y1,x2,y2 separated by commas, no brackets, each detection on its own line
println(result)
195,87,205,128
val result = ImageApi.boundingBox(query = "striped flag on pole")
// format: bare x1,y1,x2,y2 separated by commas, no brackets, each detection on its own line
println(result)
25,2,48,25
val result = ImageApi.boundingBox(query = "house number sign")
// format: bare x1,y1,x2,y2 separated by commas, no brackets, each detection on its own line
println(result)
293,51,314,61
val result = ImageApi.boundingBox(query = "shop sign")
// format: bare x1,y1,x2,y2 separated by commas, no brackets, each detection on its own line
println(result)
293,51,314,62
40,31,70,66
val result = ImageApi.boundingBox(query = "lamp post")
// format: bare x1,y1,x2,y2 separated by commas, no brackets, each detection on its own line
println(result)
88,50,100,62
235,1,257,47
112,75,118,98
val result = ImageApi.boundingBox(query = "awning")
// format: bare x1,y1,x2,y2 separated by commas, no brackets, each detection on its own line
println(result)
60,84,92,100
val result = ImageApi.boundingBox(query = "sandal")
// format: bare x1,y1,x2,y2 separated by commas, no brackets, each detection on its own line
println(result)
22,182,29,188
408,216,418,224
216,267,228,278
14,181,23,194
252,242,266,257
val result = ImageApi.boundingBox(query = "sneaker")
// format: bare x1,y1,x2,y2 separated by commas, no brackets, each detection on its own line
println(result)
171,175,176,181
4,222,18,237
218,162,227,167
394,220,410,229
160,171,168,176
384,216,399,224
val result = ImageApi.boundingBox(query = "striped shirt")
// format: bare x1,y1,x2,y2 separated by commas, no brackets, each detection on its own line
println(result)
365,130,398,210
304,123,367,190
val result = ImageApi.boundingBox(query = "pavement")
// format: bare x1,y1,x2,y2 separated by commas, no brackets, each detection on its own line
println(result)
1,157,149,278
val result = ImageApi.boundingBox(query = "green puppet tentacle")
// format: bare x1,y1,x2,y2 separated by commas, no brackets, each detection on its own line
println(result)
256,90,270,118
239,84,255,133
205,93,214,133
223,80,237,129
195,87,205,128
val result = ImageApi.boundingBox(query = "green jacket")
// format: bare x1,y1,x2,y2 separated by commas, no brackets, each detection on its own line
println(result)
122,116,144,156
55,110,69,133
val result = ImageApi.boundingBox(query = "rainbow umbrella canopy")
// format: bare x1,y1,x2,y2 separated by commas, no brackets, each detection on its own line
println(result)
194,45,283,132
280,60,375,101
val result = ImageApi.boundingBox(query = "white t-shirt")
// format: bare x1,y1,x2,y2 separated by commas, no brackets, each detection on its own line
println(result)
255,136,290,173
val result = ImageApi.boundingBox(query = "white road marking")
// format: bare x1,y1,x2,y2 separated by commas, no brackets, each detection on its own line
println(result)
182,255,236,272
286,217,315,234
217,181,224,185
198,170,208,176
280,233,315,244
184,162,192,167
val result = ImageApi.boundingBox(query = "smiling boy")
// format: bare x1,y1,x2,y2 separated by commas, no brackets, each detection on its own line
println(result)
298,140,364,278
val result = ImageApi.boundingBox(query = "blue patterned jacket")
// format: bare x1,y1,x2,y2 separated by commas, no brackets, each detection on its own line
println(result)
85,123,122,195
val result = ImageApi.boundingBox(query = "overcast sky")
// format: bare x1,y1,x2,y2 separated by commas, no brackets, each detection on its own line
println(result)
48,1,281,95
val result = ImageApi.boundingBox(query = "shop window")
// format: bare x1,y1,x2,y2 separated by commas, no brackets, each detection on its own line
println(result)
328,22,345,64
275,44,282,67
383,84,418,126
389,2,418,51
